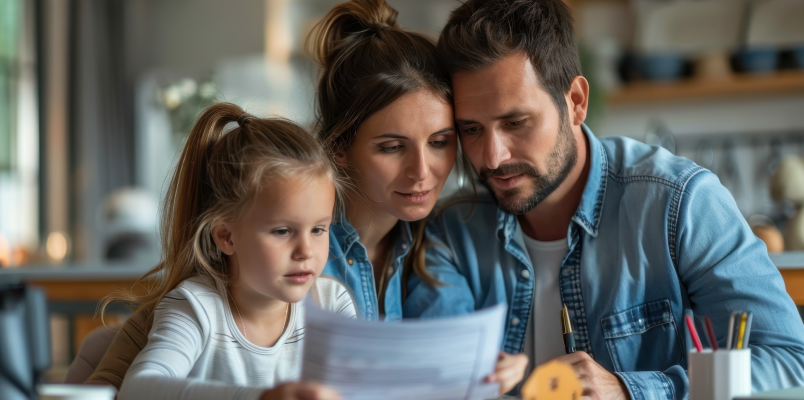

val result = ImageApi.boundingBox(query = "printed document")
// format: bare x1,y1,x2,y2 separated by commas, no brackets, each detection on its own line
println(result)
301,301,506,400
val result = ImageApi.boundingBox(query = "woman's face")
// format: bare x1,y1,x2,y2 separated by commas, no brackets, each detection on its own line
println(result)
337,89,457,222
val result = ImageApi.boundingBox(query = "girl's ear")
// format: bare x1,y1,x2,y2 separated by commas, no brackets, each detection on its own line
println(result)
212,223,235,255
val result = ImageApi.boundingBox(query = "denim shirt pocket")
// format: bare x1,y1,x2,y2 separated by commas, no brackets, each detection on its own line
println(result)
600,299,684,373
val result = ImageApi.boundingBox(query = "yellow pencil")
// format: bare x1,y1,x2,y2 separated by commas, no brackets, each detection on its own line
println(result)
735,312,748,349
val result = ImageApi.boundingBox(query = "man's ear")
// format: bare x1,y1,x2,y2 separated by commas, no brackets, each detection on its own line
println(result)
212,223,235,256
566,76,589,126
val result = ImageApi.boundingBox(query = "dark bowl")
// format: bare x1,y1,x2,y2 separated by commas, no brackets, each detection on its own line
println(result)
639,53,685,82
738,48,779,74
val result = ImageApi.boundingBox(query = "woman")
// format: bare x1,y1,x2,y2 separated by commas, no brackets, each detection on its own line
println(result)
85,0,526,395
308,0,456,322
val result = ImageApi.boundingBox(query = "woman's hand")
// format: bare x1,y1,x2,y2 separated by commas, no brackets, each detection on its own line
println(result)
485,351,529,395
261,382,342,400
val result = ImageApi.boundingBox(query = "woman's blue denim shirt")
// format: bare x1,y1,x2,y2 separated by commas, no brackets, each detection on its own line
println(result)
404,126,804,399
322,217,412,321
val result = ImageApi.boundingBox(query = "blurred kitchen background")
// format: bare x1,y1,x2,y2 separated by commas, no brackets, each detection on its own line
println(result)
2,0,804,381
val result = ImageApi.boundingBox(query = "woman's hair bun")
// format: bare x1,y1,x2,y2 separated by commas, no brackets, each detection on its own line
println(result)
306,0,400,69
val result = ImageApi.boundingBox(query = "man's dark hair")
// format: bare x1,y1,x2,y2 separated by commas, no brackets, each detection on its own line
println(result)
437,0,582,117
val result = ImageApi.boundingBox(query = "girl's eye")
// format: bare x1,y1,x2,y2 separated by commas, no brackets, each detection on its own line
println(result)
312,227,328,235
273,228,291,236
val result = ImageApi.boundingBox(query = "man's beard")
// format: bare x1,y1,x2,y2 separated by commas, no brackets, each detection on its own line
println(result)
479,116,578,215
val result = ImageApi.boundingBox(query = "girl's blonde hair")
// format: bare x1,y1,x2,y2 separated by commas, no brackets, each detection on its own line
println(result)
99,102,338,322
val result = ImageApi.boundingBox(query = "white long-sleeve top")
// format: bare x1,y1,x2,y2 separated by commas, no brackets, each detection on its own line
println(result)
118,275,356,400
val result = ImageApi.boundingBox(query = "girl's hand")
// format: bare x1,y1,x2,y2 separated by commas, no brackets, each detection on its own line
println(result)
485,351,529,395
261,382,342,400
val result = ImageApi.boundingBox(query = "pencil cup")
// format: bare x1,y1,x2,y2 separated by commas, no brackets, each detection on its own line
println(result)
688,349,751,400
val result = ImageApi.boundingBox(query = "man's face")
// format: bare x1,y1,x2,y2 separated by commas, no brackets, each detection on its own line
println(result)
453,52,577,215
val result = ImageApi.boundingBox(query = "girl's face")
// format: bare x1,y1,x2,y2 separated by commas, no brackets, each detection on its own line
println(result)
337,89,457,222
215,173,335,303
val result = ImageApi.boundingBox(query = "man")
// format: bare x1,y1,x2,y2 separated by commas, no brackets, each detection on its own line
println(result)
403,0,804,399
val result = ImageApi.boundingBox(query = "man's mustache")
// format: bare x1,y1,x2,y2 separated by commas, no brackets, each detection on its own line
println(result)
479,163,540,182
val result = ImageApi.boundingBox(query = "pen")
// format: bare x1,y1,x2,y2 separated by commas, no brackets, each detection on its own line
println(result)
726,312,736,350
561,304,576,354
704,316,718,351
736,312,748,350
685,314,704,352
742,312,753,350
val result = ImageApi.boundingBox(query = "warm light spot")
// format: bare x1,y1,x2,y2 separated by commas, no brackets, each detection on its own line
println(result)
0,235,9,267
46,232,69,262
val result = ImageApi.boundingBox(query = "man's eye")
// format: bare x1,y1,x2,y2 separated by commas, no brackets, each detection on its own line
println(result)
508,119,526,126
461,126,481,135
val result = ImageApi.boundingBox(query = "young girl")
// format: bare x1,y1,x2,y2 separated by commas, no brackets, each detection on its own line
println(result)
112,103,351,400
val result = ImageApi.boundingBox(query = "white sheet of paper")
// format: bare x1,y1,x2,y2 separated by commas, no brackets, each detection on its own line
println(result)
301,301,506,400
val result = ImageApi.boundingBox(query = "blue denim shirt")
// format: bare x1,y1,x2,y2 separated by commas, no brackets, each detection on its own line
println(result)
322,218,412,321
404,126,804,399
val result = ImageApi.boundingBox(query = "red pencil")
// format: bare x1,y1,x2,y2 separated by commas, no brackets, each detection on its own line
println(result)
704,316,719,351
686,315,704,352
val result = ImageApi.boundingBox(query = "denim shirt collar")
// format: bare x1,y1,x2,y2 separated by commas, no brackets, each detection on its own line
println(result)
496,124,608,241
330,214,414,257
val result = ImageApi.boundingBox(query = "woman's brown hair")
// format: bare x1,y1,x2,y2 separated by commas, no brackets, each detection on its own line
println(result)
98,102,338,322
306,0,462,292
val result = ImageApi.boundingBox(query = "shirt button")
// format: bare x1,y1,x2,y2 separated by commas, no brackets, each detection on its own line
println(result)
347,259,354,265
521,269,530,279
387,266,394,276
511,317,520,326
401,243,408,250
562,269,570,276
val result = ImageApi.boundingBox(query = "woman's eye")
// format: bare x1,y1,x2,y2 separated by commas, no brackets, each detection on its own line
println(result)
379,145,403,153
273,228,291,236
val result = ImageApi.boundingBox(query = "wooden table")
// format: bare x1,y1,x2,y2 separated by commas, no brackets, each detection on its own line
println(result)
2,253,804,365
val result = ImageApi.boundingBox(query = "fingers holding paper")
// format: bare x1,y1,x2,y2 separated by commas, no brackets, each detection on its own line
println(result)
551,351,630,400
485,351,529,395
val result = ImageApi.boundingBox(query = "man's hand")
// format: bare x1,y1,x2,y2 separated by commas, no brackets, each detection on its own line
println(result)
261,382,342,400
551,351,630,400
485,351,529,395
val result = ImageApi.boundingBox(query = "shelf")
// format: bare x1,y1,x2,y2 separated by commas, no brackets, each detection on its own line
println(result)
607,70,804,105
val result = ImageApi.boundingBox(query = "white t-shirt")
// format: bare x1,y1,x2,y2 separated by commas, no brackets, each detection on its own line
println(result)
520,228,569,373
118,275,356,400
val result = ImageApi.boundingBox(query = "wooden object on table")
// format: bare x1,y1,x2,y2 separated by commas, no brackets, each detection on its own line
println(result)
753,225,785,253
780,269,804,305
522,361,582,400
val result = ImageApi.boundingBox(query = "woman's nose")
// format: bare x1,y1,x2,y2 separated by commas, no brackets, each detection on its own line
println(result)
406,148,429,182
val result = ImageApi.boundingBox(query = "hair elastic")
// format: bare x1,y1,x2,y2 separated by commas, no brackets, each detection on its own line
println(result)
237,114,254,127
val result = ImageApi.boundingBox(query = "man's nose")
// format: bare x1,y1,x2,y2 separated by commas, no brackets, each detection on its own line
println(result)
483,130,512,170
